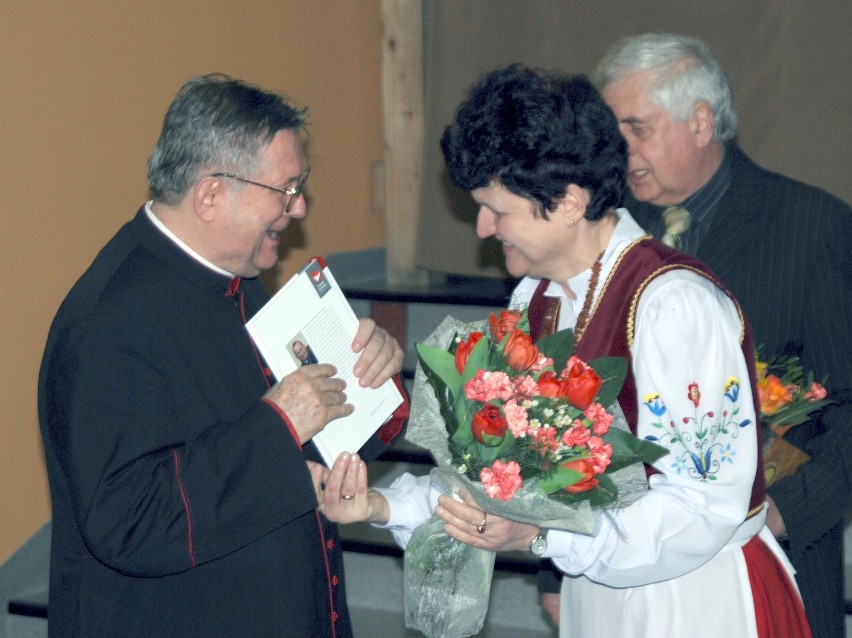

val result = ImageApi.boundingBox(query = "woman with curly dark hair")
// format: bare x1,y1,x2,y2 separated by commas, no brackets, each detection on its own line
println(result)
318,65,810,638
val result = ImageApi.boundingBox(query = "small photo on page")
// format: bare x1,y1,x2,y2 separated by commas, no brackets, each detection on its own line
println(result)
289,334,319,367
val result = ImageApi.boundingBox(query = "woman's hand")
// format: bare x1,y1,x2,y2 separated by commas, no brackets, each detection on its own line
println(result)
435,490,539,553
309,452,390,525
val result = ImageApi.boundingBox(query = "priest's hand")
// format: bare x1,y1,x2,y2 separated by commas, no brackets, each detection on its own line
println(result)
351,318,404,388
264,364,352,444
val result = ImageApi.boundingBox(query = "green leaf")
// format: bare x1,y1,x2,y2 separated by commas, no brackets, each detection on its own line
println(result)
451,395,474,444
536,328,575,372
434,383,461,436
478,433,517,464
584,474,619,506
461,334,491,382
516,310,531,333
538,464,585,494
604,427,668,471
415,342,465,436
451,421,474,446
495,431,518,457
766,399,834,429
416,343,462,397
590,357,628,407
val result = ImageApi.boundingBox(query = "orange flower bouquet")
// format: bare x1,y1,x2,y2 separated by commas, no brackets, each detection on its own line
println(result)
401,309,665,638
757,352,832,485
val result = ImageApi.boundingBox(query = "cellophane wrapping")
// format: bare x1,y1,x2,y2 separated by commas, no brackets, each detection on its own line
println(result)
402,316,650,638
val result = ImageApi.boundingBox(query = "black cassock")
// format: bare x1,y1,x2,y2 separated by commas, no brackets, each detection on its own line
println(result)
39,207,406,637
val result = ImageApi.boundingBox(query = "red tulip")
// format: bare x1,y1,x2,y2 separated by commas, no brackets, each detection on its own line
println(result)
454,331,484,374
490,309,521,342
562,357,602,410
560,458,600,493
471,404,508,446
503,330,539,371
537,371,567,398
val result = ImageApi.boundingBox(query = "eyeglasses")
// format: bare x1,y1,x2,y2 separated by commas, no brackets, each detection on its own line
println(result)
211,166,310,213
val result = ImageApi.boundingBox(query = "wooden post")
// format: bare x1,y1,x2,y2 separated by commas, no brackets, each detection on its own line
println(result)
381,0,428,285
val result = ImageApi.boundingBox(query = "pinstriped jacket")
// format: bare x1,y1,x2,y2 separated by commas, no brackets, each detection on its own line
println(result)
629,143,852,638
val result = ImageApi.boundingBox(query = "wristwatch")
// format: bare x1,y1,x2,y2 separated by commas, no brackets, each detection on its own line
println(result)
529,530,548,557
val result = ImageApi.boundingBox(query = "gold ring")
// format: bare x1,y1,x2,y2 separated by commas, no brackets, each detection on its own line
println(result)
341,494,354,501
476,515,487,534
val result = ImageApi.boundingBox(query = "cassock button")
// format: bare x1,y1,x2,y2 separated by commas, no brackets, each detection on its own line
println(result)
332,575,339,586
327,539,334,550
332,611,339,623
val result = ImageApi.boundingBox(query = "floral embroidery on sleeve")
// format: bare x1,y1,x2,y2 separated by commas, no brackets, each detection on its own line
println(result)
642,378,753,481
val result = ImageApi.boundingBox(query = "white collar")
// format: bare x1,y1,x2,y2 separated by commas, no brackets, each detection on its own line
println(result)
144,201,234,278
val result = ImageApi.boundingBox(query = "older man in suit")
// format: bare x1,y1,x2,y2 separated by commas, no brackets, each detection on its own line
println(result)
591,33,851,638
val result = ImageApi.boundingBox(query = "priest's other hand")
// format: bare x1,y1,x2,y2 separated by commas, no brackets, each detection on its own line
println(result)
309,452,390,525
265,364,353,444
351,318,404,388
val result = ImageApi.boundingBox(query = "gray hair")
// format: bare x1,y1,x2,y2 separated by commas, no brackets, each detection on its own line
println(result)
593,33,737,141
147,73,307,206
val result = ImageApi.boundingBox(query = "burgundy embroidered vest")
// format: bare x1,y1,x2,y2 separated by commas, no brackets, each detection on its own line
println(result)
529,238,767,514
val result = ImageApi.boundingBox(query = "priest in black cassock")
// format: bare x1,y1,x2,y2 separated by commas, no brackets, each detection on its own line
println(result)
38,73,408,638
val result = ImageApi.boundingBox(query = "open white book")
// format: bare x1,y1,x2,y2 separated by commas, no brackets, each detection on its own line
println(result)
246,257,404,466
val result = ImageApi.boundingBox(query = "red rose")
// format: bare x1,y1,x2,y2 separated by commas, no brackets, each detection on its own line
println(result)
490,309,521,342
503,330,539,371
560,458,600,493
471,404,508,446
454,331,484,374
562,356,602,410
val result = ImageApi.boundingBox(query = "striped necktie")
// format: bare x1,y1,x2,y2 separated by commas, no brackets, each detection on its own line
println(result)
662,206,691,249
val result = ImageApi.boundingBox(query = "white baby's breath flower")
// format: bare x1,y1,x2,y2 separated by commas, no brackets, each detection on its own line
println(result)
554,413,571,427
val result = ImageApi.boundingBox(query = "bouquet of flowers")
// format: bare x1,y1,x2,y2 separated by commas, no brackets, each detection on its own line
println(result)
757,351,832,485
402,309,667,638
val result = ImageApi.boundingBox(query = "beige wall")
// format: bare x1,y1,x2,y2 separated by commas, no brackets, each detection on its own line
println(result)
0,1,385,562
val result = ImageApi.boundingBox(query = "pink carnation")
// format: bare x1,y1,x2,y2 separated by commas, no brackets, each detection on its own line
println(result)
584,403,613,435
531,426,559,456
512,375,541,398
529,352,554,373
561,421,591,447
587,436,613,474
464,370,515,402
480,460,523,501
503,399,531,437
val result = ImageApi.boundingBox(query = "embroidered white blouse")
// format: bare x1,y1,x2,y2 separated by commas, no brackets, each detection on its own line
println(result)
378,209,769,587
375,210,805,637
